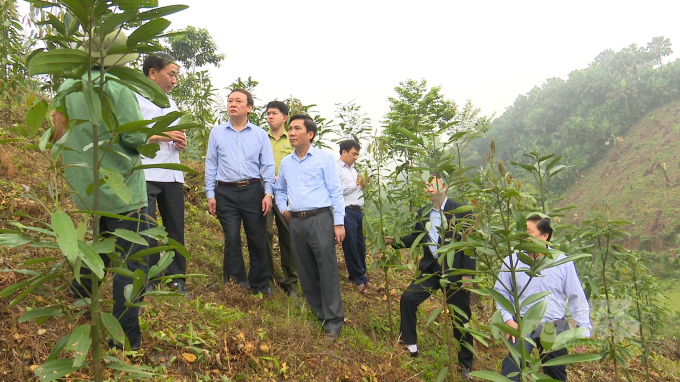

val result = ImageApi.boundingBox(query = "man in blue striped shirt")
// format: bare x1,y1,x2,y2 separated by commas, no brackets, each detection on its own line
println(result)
274,114,346,340
495,215,591,382
205,89,276,296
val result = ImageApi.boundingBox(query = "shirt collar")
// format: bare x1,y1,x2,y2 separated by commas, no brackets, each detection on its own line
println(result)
432,197,448,212
294,145,317,161
268,130,288,140
225,119,253,132
337,159,353,169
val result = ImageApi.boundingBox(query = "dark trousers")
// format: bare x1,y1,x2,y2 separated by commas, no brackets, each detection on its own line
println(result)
341,207,368,286
146,181,186,282
70,209,149,349
501,319,569,381
289,210,344,332
266,199,298,291
400,273,474,369
215,181,269,290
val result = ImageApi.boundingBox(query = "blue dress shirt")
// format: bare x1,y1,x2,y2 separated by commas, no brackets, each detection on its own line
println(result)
204,120,276,199
494,253,592,337
274,146,345,225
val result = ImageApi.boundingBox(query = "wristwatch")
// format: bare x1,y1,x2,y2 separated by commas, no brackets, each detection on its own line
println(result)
265,193,273,198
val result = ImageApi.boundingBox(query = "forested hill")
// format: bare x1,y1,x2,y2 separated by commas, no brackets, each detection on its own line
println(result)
560,99,680,252
467,37,680,192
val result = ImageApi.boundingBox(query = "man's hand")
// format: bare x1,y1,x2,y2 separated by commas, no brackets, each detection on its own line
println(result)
384,236,395,245
573,346,587,354
505,319,519,342
207,198,217,216
283,210,291,222
175,141,187,151
334,225,346,244
461,275,473,291
262,194,272,217
357,175,368,188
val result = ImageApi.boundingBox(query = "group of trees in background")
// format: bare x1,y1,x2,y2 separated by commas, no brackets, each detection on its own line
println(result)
469,37,679,190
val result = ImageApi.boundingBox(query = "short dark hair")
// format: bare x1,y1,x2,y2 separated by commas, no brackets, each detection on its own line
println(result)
339,139,361,155
289,114,317,141
143,52,176,77
527,215,553,241
229,88,254,107
266,101,289,116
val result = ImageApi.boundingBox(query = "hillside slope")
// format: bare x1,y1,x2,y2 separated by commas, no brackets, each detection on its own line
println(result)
561,100,680,252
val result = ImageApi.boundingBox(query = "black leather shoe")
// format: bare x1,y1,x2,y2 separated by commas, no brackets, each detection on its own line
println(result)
253,287,272,298
173,281,191,299
403,347,418,358
461,367,472,381
286,289,299,298
326,330,340,342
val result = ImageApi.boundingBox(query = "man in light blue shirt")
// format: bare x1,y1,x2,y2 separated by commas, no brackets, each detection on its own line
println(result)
205,89,276,296
275,114,346,340
495,215,591,382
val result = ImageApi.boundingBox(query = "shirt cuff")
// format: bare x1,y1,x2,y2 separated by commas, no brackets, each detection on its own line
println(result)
501,311,514,323
206,190,215,199
581,328,591,338
333,214,344,225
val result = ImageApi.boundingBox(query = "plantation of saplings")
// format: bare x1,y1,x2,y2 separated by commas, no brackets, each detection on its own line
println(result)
0,1,679,381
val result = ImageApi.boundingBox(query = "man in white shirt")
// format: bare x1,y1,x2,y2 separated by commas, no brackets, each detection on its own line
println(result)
495,215,591,382
336,140,371,293
137,53,189,297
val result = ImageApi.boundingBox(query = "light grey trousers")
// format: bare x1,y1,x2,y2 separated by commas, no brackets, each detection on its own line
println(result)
289,210,344,333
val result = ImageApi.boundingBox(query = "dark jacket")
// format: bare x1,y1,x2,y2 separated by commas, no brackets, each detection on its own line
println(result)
396,198,475,283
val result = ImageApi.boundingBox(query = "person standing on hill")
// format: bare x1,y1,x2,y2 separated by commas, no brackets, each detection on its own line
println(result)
274,114,346,340
59,32,150,350
386,175,475,380
138,52,190,298
265,101,299,297
495,215,591,382
336,139,371,293
204,89,276,297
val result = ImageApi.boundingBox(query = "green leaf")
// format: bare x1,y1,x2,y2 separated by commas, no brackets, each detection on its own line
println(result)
515,242,551,255
540,321,557,351
108,65,169,108
46,334,70,362
77,241,105,279
65,324,91,368
0,138,21,144
100,167,132,204
91,238,116,254
167,238,190,260
520,300,547,337
136,5,188,21
18,307,64,323
34,359,82,382
434,366,448,382
101,312,126,345
520,291,552,308
131,163,199,174
25,100,47,132
512,209,526,232
127,18,171,48
469,371,513,382
73,210,146,222
38,128,51,152
0,233,33,248
426,306,443,325
28,48,88,75
112,229,149,245
126,245,173,263
450,205,475,215
487,288,515,317
148,251,175,278
541,353,601,367
82,79,102,126
137,142,160,158
105,359,155,377
51,211,79,263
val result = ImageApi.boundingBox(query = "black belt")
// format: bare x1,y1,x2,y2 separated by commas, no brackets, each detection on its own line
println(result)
217,179,260,187
290,207,331,219
346,205,363,212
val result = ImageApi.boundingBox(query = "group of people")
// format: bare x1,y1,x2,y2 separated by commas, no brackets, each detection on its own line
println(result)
54,32,592,382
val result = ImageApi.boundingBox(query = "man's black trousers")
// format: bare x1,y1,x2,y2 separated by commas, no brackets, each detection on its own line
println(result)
215,181,269,290
399,273,474,369
70,209,149,349
341,207,368,286
146,181,186,282
501,319,569,381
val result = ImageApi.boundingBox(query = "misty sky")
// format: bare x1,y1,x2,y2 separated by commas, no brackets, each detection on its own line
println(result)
19,0,680,129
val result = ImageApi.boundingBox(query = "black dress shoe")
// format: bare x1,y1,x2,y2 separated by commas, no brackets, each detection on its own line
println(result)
253,286,272,298
403,347,418,358
173,281,191,299
326,330,340,341
461,367,472,381
286,289,299,298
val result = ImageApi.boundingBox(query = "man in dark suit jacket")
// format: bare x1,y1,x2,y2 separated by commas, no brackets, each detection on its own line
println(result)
388,175,475,379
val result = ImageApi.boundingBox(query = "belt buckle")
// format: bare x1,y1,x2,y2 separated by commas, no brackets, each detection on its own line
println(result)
236,180,248,187
300,211,306,218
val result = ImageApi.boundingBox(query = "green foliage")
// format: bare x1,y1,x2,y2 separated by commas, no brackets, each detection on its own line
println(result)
166,25,224,73
0,0,30,112
472,38,680,191
334,99,373,145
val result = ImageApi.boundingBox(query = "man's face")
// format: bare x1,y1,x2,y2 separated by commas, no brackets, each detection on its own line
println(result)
288,119,314,148
266,108,288,130
149,63,179,94
425,177,447,202
227,92,253,118
340,147,360,166
526,220,549,241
